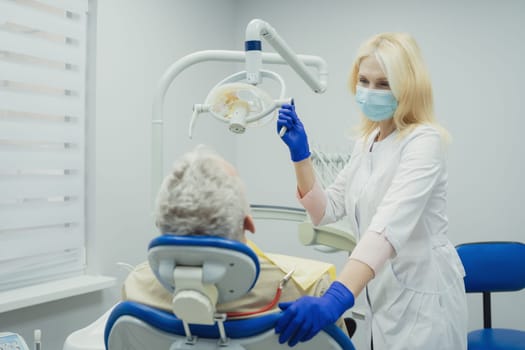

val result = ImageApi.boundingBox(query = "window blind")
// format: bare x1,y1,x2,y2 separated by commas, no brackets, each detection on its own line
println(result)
0,0,89,291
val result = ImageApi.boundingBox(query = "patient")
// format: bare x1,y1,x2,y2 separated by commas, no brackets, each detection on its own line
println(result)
122,145,337,318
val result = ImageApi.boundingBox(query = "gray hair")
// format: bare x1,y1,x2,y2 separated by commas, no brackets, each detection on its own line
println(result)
155,145,249,242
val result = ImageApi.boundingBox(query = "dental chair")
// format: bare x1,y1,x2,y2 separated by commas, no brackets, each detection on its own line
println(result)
456,241,525,350
65,235,355,350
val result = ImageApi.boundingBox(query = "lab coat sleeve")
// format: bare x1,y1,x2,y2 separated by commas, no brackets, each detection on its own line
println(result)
318,138,366,226
368,128,445,253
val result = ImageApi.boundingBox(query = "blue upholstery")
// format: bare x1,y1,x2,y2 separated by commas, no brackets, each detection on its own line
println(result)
457,241,525,293
468,329,525,350
149,235,260,275
457,242,525,350
104,301,355,349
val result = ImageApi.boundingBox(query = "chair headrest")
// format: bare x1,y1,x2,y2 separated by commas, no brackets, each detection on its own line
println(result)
148,235,260,303
456,241,525,292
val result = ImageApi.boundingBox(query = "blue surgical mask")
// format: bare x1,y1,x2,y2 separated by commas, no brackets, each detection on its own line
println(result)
355,86,398,122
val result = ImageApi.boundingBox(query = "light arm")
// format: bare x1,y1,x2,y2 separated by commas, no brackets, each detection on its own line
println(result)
245,19,328,92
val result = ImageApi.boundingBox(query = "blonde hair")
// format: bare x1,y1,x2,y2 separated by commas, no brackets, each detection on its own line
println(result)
349,32,449,140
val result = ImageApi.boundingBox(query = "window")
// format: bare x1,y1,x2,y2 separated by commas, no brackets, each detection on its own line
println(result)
0,0,89,292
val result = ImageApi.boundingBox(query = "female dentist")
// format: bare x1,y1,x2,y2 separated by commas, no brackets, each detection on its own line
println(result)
275,32,468,349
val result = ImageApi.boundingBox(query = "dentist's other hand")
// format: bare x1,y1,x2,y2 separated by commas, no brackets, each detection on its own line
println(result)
275,281,355,347
277,103,311,162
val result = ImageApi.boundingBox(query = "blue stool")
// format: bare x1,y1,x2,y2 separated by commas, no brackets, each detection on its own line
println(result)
457,241,525,350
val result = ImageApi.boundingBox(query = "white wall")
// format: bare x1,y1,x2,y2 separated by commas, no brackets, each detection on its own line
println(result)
1,1,523,349
93,0,238,281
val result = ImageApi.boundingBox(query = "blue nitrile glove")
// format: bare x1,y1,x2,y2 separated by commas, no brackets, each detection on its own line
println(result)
277,102,311,162
275,281,354,347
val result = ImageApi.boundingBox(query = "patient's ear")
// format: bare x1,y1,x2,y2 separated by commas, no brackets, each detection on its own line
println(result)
244,215,255,234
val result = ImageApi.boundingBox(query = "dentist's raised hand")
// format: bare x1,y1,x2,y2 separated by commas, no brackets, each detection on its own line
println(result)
277,102,311,162
275,281,355,347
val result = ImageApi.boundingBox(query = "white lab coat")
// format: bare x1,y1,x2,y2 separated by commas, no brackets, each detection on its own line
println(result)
318,125,468,350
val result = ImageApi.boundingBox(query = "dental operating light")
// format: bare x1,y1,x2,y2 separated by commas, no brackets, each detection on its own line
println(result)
189,70,290,137
151,19,328,203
